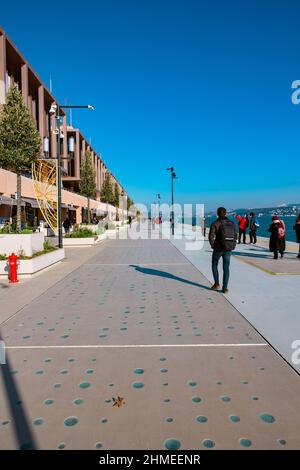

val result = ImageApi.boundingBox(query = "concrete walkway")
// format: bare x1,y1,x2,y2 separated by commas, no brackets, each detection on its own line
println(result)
1,223,300,449
170,224,300,374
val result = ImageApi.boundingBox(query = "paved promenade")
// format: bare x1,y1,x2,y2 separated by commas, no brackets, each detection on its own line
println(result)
1,223,300,449
170,224,300,373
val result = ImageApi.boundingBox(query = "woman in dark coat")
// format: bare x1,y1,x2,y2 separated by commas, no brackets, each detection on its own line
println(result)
268,215,286,259
293,214,300,259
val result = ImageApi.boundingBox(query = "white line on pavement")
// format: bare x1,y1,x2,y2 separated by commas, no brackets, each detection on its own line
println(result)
5,343,268,349
83,263,190,266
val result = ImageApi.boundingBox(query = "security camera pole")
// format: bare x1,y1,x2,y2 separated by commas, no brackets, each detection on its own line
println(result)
50,104,95,249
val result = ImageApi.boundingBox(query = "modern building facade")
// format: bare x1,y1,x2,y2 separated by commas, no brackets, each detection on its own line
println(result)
62,126,124,201
0,27,126,225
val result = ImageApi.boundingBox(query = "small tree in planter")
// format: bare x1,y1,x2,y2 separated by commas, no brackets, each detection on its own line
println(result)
114,183,120,220
101,172,115,222
79,149,96,224
114,183,120,207
100,172,114,205
0,86,41,231
127,196,134,211
126,196,135,221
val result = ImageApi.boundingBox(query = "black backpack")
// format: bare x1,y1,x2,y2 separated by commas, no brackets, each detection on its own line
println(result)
219,219,237,251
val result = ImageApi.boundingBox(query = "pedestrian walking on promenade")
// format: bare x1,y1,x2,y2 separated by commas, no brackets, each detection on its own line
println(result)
293,214,300,259
209,207,237,294
202,217,207,237
268,215,286,259
63,217,71,234
249,212,259,244
235,213,249,244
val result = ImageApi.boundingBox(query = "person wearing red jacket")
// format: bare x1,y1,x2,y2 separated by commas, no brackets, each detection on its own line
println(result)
235,213,249,244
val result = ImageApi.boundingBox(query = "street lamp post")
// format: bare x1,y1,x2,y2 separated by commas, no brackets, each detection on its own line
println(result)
50,104,95,249
156,193,161,221
166,167,178,236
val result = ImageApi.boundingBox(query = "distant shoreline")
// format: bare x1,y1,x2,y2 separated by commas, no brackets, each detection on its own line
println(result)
182,215,298,243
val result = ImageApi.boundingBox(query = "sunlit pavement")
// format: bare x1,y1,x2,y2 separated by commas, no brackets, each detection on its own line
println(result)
0,222,300,449
170,223,300,374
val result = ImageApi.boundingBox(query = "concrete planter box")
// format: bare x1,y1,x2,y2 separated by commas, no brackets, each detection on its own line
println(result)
105,229,118,238
63,234,106,247
96,234,107,242
0,232,44,257
0,248,65,276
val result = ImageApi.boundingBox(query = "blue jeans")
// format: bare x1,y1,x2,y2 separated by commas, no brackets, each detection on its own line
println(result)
212,250,231,289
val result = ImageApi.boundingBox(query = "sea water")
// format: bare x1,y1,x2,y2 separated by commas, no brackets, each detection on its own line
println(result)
184,215,298,242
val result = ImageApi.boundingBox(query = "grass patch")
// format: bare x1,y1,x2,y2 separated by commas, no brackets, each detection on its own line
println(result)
0,241,57,260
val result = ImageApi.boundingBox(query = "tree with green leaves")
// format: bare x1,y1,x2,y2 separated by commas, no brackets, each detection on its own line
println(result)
113,182,120,220
114,182,120,207
0,85,41,231
100,172,114,205
127,196,134,211
79,149,96,224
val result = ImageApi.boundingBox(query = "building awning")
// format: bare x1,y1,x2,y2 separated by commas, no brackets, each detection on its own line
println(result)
22,197,40,209
68,206,77,211
0,196,25,207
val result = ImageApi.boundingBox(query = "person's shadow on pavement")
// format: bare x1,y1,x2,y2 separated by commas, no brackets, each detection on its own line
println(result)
129,265,212,291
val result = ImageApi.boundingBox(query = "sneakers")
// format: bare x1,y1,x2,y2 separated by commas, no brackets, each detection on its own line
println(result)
211,283,220,290
211,283,229,294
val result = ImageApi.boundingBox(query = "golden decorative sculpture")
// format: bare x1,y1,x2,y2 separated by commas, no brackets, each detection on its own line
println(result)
32,159,58,232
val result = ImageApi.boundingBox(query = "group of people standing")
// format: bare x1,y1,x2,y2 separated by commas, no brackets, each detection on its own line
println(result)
209,207,300,294
235,212,259,244
235,211,300,260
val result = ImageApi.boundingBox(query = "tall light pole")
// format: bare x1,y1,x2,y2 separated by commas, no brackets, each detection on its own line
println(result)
50,104,95,249
156,193,161,221
166,167,178,235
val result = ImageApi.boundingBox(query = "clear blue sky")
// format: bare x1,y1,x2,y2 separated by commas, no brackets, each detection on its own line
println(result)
1,0,300,210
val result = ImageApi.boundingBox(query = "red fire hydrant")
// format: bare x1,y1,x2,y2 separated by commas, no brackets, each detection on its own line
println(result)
8,253,19,284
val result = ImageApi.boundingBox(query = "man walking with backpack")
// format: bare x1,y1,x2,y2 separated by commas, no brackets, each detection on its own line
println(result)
209,207,237,294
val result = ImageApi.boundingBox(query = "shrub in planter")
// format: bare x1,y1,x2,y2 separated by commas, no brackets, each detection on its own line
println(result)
0,225,35,234
104,221,116,230
65,228,96,238
78,224,105,235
